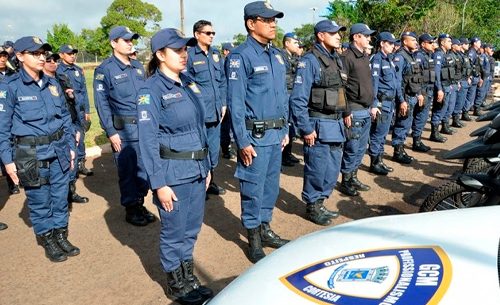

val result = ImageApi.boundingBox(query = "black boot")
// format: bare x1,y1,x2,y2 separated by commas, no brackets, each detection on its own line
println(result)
440,121,456,135
68,181,89,203
412,136,430,152
206,171,226,195
166,265,204,305
125,205,148,226
77,159,93,176
137,197,156,223
247,228,265,263
54,227,80,256
370,155,389,175
7,175,20,194
181,259,213,300
0,222,7,230
37,230,67,262
451,115,466,128
461,111,472,121
337,172,359,196
392,144,412,164
221,144,236,159
260,222,289,248
317,199,339,219
473,106,483,116
351,169,370,191
429,124,447,143
306,202,332,226
379,155,394,172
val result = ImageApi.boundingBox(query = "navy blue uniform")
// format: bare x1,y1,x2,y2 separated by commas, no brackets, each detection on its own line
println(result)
369,50,403,156
290,43,346,204
226,35,288,229
475,52,490,107
453,51,470,117
93,55,148,207
464,48,481,112
187,45,227,170
431,48,454,125
0,69,75,234
413,50,434,138
137,71,209,272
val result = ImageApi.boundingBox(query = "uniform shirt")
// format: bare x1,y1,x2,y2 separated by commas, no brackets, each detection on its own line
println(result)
370,50,404,108
225,35,288,149
93,55,146,141
289,43,346,143
186,45,227,123
0,68,15,82
340,44,374,110
137,71,209,190
467,48,482,77
0,69,75,165
480,52,490,78
56,63,90,116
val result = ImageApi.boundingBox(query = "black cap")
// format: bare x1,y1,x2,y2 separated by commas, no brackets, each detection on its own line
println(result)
244,1,284,19
418,33,436,44
14,36,52,53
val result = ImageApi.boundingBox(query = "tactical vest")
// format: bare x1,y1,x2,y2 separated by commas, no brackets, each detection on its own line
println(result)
397,49,424,95
421,51,436,85
470,49,481,77
281,49,298,91
308,48,347,113
438,49,456,85
452,51,463,81
489,56,496,74
461,52,473,79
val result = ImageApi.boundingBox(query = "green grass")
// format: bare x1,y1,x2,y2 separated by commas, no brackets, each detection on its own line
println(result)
83,68,109,148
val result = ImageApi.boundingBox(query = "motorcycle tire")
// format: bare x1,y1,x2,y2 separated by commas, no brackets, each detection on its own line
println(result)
463,158,493,174
419,180,489,212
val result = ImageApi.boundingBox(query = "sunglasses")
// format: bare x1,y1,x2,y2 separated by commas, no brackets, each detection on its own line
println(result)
255,17,277,25
200,31,216,36
46,58,58,63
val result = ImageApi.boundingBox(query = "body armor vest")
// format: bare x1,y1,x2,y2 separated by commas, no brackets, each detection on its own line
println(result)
439,49,455,85
397,49,424,95
453,51,463,81
461,52,473,79
281,49,298,92
470,49,481,77
422,51,436,85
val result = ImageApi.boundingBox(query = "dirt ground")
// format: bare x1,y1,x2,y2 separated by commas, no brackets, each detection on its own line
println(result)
0,104,493,304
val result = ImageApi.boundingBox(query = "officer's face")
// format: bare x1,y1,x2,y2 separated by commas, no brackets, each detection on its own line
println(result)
296,47,303,56
452,44,461,52
60,52,76,65
160,46,188,74
16,48,45,73
354,33,371,50
441,38,452,51
420,41,434,52
380,41,394,55
320,32,341,50
112,38,134,57
248,16,277,43
43,56,58,74
0,54,7,69
195,25,215,47
462,43,469,51
403,36,418,52
285,38,299,54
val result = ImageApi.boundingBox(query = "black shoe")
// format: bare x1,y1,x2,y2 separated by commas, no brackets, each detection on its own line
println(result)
0,222,7,230
380,160,394,172
306,202,332,226
54,227,80,256
351,169,370,191
288,154,302,163
77,159,93,176
392,145,412,164
37,230,68,262
137,197,156,223
473,106,483,116
68,181,89,203
337,172,359,196
260,222,289,248
166,266,204,305
370,155,389,175
207,181,226,195
429,124,447,143
461,111,472,121
125,205,148,226
412,137,430,152
452,115,466,128
182,260,213,300
247,228,265,263
440,121,456,135
221,146,236,159
281,157,295,167
316,199,339,219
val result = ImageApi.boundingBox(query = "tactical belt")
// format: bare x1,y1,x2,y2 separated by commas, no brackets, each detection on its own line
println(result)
159,145,208,160
308,110,343,120
114,115,137,125
15,128,64,146
79,105,85,111
377,93,395,102
245,118,285,130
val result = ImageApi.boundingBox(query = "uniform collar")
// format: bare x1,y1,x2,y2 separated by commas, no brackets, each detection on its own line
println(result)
194,44,212,55
111,54,135,71
377,50,389,59
59,62,75,70
19,68,48,88
348,43,366,58
157,68,190,91
247,35,269,55
313,43,338,59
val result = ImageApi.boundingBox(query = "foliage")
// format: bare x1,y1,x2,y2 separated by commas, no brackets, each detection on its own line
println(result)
323,0,359,29
459,0,500,45
232,33,247,46
46,24,85,53
292,23,315,50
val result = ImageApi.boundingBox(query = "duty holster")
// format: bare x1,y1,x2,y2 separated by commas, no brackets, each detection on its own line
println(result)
252,121,265,139
14,147,41,187
82,119,92,133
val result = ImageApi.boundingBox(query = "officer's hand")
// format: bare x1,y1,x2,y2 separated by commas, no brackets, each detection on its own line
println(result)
478,79,483,87
109,134,122,152
85,113,90,121
76,131,81,146
157,186,178,212
344,114,353,128
400,102,408,116
370,107,381,120
221,106,227,121
205,171,211,191
457,82,461,90
239,145,257,167
468,78,472,85
437,90,444,103
303,131,317,147
5,163,19,185
70,150,76,170
417,94,424,107
281,134,289,151
65,88,74,95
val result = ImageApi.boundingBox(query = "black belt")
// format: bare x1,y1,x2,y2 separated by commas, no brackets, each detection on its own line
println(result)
114,115,137,124
79,105,85,111
15,128,64,146
308,111,343,120
245,118,285,130
159,145,208,160
377,94,395,102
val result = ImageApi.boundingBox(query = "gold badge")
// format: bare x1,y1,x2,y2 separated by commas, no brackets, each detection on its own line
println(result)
188,83,200,94
49,85,59,97
125,27,132,33
175,30,186,38
264,2,273,9
68,45,73,49
212,53,219,63
136,69,142,75
275,54,284,65
33,37,42,44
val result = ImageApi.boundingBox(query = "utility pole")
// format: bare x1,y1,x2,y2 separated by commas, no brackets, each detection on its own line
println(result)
310,7,317,25
461,0,468,33
180,0,185,34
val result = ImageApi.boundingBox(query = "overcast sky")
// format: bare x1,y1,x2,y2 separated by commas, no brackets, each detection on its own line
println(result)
2,0,332,47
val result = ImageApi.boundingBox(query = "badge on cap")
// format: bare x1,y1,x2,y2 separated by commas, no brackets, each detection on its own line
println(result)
33,37,42,45
275,54,284,65
212,53,219,63
125,27,132,33
175,30,185,38
49,85,59,97
264,2,273,9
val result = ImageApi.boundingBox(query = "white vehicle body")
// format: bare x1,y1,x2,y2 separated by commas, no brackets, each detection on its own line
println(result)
209,207,500,305
494,61,500,78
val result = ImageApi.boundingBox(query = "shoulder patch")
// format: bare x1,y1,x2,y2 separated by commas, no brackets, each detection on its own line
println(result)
48,85,59,97
95,73,104,81
297,61,306,69
212,53,219,63
138,94,151,105
136,69,142,75
229,59,240,68
188,83,201,94
372,63,380,69
0,91,6,99
228,71,238,81
275,54,284,65
294,75,302,85
394,57,400,62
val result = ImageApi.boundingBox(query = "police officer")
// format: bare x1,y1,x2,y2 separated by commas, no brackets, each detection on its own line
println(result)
94,26,155,226
220,42,237,159
297,41,305,57
474,43,491,111
412,33,435,153
392,31,424,164
280,32,302,167
0,36,79,262
440,37,462,135
57,44,93,177
463,36,483,119
337,23,376,197
368,32,403,175
186,20,227,197
430,33,455,142
290,19,347,226
452,38,473,128
137,28,212,305
2,41,17,72
226,1,290,263
486,44,496,103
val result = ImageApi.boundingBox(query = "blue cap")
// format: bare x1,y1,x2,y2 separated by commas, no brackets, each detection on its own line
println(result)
418,33,435,44
484,43,493,49
341,42,350,48
46,51,60,61
470,36,481,44
298,41,305,48
59,44,78,54
395,40,401,46
451,39,462,45
222,42,235,51
438,33,452,40
400,31,417,39
0,47,8,55
151,28,197,53
109,26,140,41
350,23,376,36
14,36,51,53
284,32,300,40
459,37,470,44
377,32,397,43
3,41,13,48
244,1,284,19
314,20,346,34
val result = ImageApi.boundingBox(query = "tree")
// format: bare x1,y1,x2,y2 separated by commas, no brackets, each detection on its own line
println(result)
292,23,315,50
232,33,247,46
47,24,79,51
323,0,359,29
459,0,500,45
81,28,109,60
100,0,162,37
